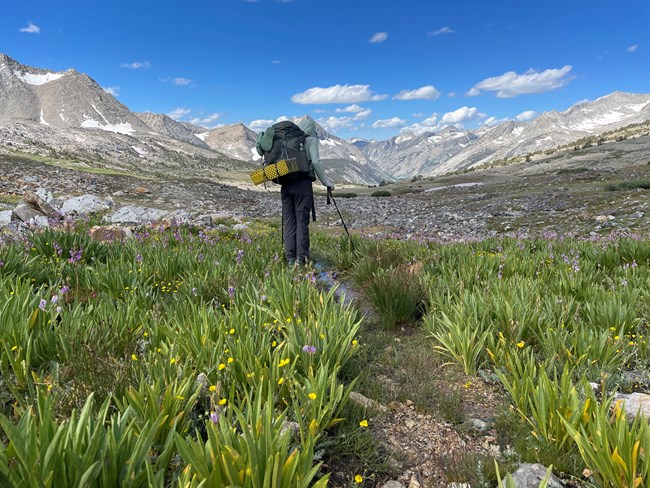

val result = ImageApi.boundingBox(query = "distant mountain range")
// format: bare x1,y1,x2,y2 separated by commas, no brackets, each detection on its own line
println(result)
1,53,649,183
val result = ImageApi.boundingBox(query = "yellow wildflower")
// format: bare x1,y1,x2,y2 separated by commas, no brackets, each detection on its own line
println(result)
359,420,368,427
308,392,317,400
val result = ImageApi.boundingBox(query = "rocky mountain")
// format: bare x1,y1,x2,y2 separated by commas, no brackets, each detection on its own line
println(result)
361,127,478,179
292,116,388,185
0,54,249,178
362,91,650,178
0,54,386,185
202,116,389,185
201,123,260,162
136,112,209,148
431,91,650,176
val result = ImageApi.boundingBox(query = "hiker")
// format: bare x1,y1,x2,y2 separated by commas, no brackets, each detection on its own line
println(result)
281,118,334,265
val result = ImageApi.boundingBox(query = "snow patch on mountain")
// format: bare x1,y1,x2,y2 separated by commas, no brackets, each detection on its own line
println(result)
80,118,135,134
14,71,64,85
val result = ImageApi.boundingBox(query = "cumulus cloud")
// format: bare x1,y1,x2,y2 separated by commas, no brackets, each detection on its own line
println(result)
369,32,388,43
372,117,406,129
167,108,192,120
440,106,486,124
428,26,454,36
249,115,289,131
626,44,639,53
402,107,487,134
102,86,120,97
291,84,387,104
515,110,537,121
120,61,152,69
19,21,40,34
401,114,441,134
482,116,510,127
335,104,372,119
190,113,222,127
318,116,356,132
467,65,573,98
393,85,441,100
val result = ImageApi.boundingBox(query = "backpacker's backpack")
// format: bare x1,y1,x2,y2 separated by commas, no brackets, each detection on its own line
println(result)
262,121,316,185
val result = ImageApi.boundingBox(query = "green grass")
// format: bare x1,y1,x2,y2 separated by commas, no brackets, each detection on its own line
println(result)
4,223,650,485
605,178,650,191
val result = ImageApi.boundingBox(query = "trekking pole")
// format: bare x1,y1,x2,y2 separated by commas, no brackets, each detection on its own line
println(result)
327,188,355,252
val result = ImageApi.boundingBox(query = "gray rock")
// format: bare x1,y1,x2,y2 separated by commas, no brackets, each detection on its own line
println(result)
35,188,53,202
381,482,406,488
349,391,387,412
510,463,562,488
104,205,169,225
0,210,14,226
61,194,112,215
13,202,45,222
24,190,60,219
467,418,489,431
614,392,650,421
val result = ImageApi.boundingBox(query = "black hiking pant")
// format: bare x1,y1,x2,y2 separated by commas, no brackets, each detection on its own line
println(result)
281,179,313,264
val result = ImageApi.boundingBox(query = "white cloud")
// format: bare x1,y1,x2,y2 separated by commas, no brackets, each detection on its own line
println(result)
335,104,372,119
393,85,441,100
312,109,327,114
515,110,537,121
466,87,481,97
336,104,365,113
626,44,639,53
354,108,372,119
272,60,281,64
318,116,356,132
19,21,40,34
249,115,289,132
467,65,573,98
440,106,486,124
120,61,152,69
189,113,222,126
372,117,406,129
428,26,454,36
400,114,439,134
482,116,510,127
291,84,387,104
369,32,388,43
172,77,192,86
447,91,456,98
102,86,120,97
167,108,192,120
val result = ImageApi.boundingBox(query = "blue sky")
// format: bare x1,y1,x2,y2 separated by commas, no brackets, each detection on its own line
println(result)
3,0,649,140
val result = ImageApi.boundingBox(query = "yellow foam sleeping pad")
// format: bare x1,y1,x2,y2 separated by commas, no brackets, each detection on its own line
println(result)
250,158,300,185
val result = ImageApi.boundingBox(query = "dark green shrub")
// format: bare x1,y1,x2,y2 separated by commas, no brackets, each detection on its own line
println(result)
370,190,391,197
604,179,650,191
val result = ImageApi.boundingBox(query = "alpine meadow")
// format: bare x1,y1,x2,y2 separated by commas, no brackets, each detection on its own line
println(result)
1,0,650,486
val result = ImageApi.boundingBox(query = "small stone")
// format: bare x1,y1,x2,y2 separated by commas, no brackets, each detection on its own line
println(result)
407,476,421,488
511,463,562,488
381,481,406,488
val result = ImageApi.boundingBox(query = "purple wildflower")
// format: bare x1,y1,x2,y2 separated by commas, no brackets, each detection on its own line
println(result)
135,254,143,263
261,295,267,302
192,287,198,297
236,249,244,265
51,295,59,304
210,411,220,424
60,285,70,295
38,299,47,311
68,248,83,264
302,345,316,354
0,260,4,268
56,306,62,314
228,286,235,298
